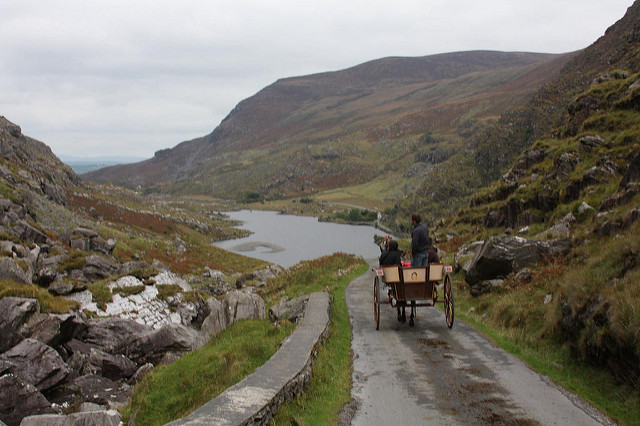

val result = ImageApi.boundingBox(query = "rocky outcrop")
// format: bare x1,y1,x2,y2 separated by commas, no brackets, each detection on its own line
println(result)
465,236,571,294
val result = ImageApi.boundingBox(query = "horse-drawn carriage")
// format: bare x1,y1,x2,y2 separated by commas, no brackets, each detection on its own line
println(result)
373,263,454,329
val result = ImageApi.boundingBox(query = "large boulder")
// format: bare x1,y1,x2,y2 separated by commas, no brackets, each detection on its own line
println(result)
268,295,309,323
0,297,39,353
224,289,266,324
0,374,54,426
194,297,229,350
119,323,198,365
465,236,571,286
84,317,151,354
81,255,119,281
26,314,62,347
0,339,69,392
0,257,32,284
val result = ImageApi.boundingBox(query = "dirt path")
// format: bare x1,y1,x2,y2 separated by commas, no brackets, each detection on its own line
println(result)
344,262,615,425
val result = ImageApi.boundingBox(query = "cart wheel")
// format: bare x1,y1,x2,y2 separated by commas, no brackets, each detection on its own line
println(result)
444,274,454,328
374,276,380,330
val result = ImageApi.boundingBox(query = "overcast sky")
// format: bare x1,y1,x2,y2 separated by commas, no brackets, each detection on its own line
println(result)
0,0,634,159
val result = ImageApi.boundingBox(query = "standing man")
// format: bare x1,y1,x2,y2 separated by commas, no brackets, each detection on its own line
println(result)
411,213,429,266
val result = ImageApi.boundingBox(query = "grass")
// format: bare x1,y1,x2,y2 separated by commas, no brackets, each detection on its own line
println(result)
123,319,295,425
87,281,112,311
269,257,368,425
122,253,366,425
0,279,80,313
452,268,640,425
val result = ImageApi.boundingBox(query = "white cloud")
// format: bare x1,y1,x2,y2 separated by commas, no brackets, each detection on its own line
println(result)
0,0,634,158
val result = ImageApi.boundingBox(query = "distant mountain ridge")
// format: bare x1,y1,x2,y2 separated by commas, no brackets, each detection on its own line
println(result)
83,51,571,199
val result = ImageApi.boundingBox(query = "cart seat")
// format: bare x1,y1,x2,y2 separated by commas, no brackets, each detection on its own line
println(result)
428,263,444,282
380,265,401,284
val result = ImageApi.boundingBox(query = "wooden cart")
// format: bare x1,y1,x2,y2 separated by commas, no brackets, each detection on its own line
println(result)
373,263,454,330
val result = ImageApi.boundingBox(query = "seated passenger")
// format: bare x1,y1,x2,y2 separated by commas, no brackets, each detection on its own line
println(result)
379,239,402,267
378,239,406,323
428,238,440,264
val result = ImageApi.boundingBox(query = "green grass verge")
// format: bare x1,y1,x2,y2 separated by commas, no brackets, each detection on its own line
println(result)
123,319,295,425
123,253,366,425
270,259,368,425
452,278,640,425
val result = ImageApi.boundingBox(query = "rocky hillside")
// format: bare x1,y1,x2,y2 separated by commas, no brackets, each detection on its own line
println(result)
443,0,640,403
84,51,572,207
0,116,279,425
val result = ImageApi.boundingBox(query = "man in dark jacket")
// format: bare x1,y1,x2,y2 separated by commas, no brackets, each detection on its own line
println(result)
411,213,429,266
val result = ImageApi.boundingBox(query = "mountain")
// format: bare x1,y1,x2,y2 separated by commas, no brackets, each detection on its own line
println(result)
83,51,573,206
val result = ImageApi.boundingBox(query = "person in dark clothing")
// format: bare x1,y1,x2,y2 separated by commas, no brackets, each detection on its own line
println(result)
379,239,402,266
378,239,406,323
411,213,429,267
428,238,440,264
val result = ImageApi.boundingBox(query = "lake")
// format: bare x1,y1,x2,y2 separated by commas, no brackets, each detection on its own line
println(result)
213,210,385,268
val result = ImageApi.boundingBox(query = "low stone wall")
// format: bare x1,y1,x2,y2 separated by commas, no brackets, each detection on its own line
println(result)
167,291,331,426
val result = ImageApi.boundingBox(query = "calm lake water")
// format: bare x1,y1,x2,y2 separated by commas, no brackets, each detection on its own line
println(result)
213,210,384,268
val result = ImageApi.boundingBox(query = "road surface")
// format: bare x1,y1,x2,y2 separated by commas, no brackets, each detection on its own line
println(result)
344,262,615,425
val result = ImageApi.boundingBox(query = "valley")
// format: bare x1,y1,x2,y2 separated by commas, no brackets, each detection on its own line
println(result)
1,1,640,425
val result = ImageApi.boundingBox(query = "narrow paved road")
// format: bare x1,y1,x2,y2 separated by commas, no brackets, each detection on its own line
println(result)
345,262,615,425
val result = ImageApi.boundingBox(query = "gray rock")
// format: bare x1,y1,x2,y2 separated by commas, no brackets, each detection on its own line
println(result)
0,374,54,426
14,220,47,244
470,279,504,297
120,323,198,365
47,281,74,296
66,374,131,407
129,363,153,385
194,297,229,349
534,222,571,239
577,201,594,214
0,297,39,353
0,257,32,284
68,409,122,426
465,236,571,286
0,339,69,392
18,414,67,426
81,255,119,281
454,241,484,274
579,135,607,150
84,317,151,354
268,295,308,323
118,260,148,276
36,267,58,287
224,290,266,324
86,348,138,381
619,151,640,188
26,314,62,347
